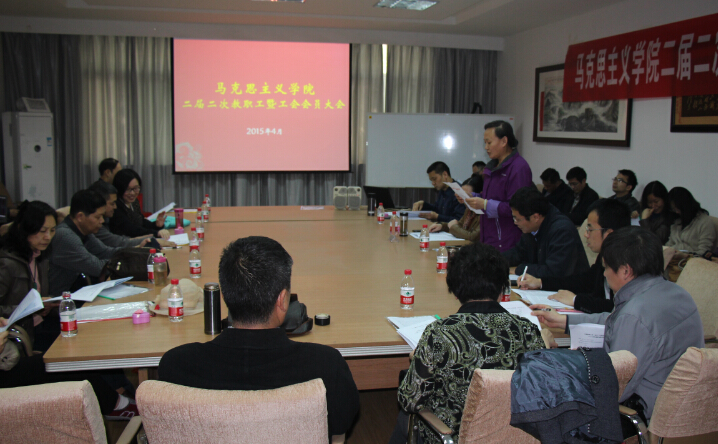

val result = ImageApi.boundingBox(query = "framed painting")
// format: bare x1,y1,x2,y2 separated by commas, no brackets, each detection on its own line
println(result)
533,64,632,147
671,95,718,132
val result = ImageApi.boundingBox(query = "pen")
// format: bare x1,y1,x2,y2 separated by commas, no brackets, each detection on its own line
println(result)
520,267,527,282
539,308,552,312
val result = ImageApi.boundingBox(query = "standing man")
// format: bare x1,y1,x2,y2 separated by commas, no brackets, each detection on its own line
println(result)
609,169,640,217
531,227,704,420
159,236,360,441
519,199,631,313
564,166,600,226
502,186,589,279
412,162,465,223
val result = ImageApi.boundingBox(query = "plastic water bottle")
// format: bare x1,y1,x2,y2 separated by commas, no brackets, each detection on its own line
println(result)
437,242,448,274
153,255,168,287
204,194,212,215
377,202,385,224
389,211,399,242
189,245,202,279
400,269,414,310
419,225,430,252
202,195,210,222
188,227,199,248
196,217,205,242
196,207,202,225
59,291,78,337
168,278,184,322
147,248,157,283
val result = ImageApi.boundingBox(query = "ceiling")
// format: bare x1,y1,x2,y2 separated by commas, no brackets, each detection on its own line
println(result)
0,0,627,38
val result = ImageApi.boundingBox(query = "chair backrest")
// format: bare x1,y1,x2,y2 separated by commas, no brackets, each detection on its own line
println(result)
648,347,718,441
711,216,718,250
457,350,637,444
676,258,718,337
0,380,107,444
136,378,328,444
578,218,599,265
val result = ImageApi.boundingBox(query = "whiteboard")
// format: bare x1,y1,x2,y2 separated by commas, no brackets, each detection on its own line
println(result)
366,113,515,188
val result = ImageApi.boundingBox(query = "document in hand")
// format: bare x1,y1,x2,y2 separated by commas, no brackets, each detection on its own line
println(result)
0,289,44,332
147,202,176,221
387,316,438,349
443,182,484,215
499,301,542,331
569,323,605,349
512,289,573,309
168,233,189,245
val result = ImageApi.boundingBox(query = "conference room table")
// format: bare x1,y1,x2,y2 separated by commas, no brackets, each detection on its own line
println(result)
43,206,544,390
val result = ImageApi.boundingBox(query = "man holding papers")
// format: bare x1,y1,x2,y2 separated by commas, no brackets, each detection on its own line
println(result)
502,186,589,279
49,190,123,295
519,199,631,313
412,162,465,223
531,227,704,421
390,242,544,444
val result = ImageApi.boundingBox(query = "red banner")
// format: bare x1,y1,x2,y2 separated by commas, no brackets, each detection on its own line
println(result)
563,13,718,102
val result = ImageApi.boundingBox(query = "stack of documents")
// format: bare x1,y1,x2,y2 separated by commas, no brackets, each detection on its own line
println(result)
45,277,134,303
568,323,606,349
77,301,151,323
387,316,439,349
409,232,462,242
512,289,573,309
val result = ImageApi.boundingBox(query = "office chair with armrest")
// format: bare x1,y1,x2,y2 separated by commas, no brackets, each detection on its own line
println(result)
676,258,718,343
0,380,141,444
136,378,342,444
637,347,718,444
410,350,637,444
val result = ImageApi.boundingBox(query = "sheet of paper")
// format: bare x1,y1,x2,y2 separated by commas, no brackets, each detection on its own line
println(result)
45,277,134,303
631,217,640,226
98,284,149,300
409,232,462,242
569,323,606,349
0,289,44,332
168,233,189,245
499,301,542,331
509,274,520,281
146,202,176,221
396,317,437,349
444,182,471,200
512,289,573,309
387,316,438,330
300,206,325,210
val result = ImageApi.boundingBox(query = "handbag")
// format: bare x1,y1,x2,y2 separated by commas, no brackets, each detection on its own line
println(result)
103,247,169,281
0,324,33,371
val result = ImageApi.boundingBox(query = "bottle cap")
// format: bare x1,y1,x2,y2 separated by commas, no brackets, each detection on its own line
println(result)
379,202,383,206
171,279,179,285
197,208,201,211
422,224,427,228
205,194,209,197
190,245,199,250
440,242,446,246
149,248,157,254
393,211,397,215
62,291,71,298
154,256,167,263
191,227,196,231
404,269,412,275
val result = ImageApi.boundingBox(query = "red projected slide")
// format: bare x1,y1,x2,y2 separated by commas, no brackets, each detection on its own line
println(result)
173,40,350,172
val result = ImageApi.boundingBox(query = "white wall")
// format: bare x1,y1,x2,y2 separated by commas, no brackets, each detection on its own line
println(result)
497,0,718,215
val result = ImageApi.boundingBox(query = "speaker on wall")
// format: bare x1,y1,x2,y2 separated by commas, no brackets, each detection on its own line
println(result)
347,186,362,211
333,186,347,210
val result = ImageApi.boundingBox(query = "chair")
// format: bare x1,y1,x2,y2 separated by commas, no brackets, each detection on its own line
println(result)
640,347,718,444
676,258,718,341
0,381,141,444
710,216,718,250
136,378,343,444
412,350,637,444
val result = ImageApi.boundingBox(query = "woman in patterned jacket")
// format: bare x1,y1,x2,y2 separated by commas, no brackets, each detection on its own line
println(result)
389,242,545,444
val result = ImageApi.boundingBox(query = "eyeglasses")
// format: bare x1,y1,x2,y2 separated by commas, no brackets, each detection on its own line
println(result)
568,182,580,188
612,177,626,184
127,186,141,194
584,227,608,233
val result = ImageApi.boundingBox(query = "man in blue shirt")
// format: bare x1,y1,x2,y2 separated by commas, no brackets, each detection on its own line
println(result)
412,161,465,223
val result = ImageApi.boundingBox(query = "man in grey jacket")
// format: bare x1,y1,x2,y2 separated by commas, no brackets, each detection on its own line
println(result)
531,226,704,419
49,190,122,295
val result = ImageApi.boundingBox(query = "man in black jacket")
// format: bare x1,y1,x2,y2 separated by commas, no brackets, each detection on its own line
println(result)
502,187,589,279
518,199,631,313
158,236,359,440
564,166,600,226
540,168,573,214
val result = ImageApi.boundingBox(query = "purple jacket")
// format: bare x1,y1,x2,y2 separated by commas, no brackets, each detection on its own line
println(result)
479,151,533,251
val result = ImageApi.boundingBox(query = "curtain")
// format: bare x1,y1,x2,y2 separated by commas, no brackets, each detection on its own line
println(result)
433,48,497,114
1,33,82,205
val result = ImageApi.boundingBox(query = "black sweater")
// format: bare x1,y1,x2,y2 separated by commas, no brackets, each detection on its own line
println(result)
540,253,614,314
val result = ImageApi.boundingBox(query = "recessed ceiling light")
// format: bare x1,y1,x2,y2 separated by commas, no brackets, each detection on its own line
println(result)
374,0,437,11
